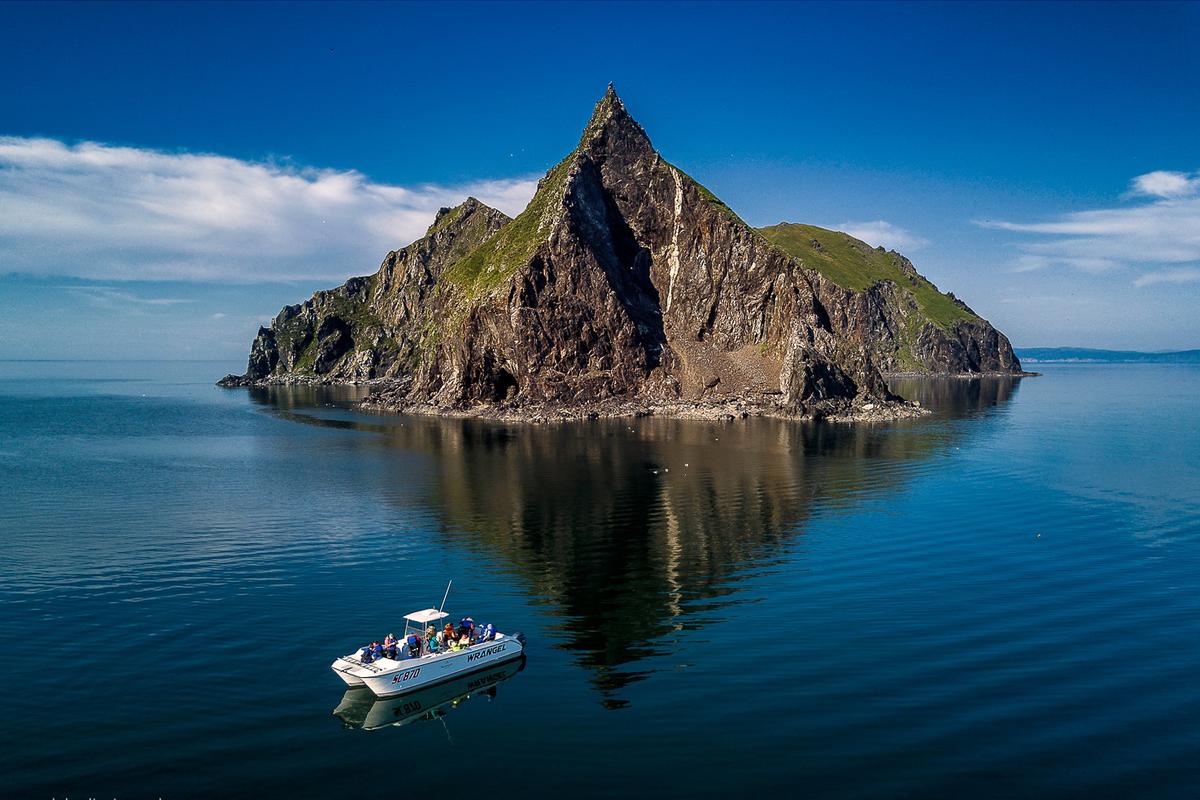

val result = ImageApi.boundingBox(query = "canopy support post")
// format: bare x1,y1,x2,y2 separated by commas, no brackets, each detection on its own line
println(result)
438,580,453,616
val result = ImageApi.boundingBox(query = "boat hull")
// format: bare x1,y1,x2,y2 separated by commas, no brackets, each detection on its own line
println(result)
330,657,367,687
333,633,525,697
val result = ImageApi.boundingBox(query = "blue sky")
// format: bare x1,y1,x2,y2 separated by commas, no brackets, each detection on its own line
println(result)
1,0,1197,360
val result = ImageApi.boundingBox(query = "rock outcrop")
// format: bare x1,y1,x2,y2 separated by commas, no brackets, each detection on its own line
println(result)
220,86,1022,419
758,223,1020,374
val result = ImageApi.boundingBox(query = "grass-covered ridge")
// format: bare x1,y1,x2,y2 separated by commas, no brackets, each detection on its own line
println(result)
441,155,574,298
758,222,977,329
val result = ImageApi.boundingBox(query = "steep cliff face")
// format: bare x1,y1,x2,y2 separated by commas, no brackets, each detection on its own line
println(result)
759,223,1020,374
221,87,1021,417
223,197,511,385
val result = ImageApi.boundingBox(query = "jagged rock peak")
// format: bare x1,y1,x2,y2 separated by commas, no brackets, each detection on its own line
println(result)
426,196,501,236
578,84,651,153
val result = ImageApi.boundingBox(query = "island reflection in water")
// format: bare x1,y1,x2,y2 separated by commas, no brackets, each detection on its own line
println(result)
250,377,1021,706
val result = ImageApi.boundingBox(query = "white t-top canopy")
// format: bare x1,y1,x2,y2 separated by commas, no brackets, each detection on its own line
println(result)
404,608,450,625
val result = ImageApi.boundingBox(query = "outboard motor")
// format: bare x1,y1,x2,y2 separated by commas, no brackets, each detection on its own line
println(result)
512,631,527,648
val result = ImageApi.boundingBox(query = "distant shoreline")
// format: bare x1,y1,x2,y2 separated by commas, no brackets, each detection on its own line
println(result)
883,370,1040,378
1016,347,1200,365
1020,359,1193,364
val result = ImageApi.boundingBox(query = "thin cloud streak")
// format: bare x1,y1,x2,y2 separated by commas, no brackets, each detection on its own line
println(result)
977,170,1200,284
833,219,928,252
0,136,539,283
63,285,195,307
1133,267,1200,288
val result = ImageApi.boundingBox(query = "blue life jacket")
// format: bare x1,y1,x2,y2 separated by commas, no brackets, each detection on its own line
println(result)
360,647,374,663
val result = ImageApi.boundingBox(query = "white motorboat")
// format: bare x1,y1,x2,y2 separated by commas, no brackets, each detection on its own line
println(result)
330,588,525,698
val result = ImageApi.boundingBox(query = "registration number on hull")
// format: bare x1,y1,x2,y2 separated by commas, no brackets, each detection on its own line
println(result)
391,668,422,684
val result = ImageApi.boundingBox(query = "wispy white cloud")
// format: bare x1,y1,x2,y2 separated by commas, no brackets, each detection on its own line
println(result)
1133,267,1200,288
832,220,928,252
63,285,195,308
976,170,1200,285
0,137,539,283
1000,294,1098,305
1127,170,1200,199
1010,255,1120,274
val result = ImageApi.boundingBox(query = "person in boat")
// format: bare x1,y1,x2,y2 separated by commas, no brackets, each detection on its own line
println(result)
479,623,496,642
443,623,458,649
383,633,398,659
360,644,375,664
371,641,384,661
459,618,475,641
406,633,422,658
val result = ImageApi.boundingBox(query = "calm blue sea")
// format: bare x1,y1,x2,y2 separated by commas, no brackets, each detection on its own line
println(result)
1,361,1197,798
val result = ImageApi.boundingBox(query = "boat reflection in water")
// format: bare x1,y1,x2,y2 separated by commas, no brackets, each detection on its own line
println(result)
333,657,526,732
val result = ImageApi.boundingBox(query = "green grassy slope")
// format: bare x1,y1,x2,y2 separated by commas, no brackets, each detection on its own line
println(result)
442,156,573,298
758,223,976,329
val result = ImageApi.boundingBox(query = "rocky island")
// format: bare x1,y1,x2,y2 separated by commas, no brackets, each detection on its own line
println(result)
219,86,1023,421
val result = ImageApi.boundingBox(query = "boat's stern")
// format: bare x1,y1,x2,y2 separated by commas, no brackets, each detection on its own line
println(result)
331,655,367,687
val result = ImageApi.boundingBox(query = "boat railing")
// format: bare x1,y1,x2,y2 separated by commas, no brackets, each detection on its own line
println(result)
343,654,386,673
